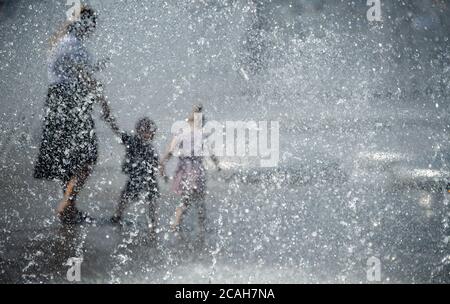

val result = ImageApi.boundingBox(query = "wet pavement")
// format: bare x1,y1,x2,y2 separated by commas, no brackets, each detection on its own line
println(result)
1,111,449,283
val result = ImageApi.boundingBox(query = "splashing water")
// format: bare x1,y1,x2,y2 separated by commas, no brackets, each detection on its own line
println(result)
0,0,449,283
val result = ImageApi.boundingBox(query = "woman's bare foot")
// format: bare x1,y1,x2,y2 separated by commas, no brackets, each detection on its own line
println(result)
58,205,77,224
56,199,70,216
58,206,94,225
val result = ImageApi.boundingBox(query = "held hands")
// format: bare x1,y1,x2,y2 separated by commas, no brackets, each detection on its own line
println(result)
94,57,111,72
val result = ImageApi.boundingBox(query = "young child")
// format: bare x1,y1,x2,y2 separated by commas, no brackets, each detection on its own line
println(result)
160,104,220,242
111,117,160,235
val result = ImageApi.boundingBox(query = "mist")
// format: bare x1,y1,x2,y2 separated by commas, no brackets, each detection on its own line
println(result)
0,0,449,283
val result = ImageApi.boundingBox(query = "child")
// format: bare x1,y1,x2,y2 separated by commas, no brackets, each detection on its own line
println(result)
111,117,160,236
160,104,220,242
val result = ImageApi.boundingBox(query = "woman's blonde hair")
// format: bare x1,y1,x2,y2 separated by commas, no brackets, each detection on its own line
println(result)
49,4,95,48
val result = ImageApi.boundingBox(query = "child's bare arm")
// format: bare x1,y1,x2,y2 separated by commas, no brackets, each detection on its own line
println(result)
159,136,178,177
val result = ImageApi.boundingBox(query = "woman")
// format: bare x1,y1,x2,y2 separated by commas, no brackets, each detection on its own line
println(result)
34,5,119,224
160,104,220,240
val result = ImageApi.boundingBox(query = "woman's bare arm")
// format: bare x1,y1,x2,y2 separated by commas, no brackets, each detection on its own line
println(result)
77,65,121,136
99,96,121,136
94,83,121,136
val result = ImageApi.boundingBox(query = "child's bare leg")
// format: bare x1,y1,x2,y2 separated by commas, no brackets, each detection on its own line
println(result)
171,205,185,231
112,198,127,222
112,188,131,222
147,198,157,236
114,179,139,223
171,196,190,232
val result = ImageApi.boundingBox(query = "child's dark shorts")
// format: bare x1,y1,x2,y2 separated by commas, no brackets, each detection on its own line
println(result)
121,176,159,203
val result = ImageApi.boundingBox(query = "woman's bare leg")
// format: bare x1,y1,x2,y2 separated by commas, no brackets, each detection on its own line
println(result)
57,164,93,218
112,188,132,222
57,177,77,215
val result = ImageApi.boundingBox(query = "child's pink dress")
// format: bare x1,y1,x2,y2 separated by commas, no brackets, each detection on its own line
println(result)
171,130,206,198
